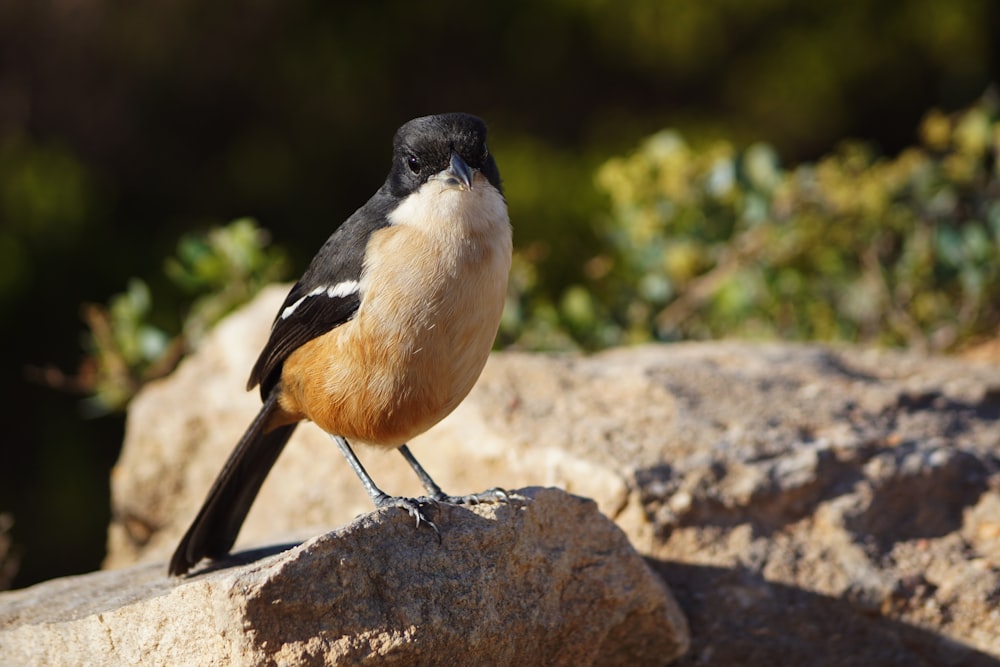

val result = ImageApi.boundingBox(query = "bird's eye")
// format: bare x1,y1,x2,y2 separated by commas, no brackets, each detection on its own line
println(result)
406,154,421,174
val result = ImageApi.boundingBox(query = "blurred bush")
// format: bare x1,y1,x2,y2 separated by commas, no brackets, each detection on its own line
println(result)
87,95,1000,410
502,93,1000,352
79,219,286,413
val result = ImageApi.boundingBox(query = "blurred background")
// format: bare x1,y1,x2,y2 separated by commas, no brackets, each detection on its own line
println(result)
1,0,998,589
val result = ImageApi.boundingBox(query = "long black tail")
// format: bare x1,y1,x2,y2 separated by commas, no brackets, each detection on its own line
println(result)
169,388,297,576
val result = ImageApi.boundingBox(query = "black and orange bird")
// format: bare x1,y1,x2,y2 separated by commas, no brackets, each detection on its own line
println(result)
169,113,512,576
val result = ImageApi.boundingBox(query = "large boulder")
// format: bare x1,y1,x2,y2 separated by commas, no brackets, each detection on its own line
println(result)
0,488,688,666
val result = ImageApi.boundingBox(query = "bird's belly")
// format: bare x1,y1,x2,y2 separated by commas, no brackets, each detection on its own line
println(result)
282,232,510,447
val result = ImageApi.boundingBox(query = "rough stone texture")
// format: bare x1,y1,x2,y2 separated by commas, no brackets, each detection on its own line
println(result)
0,488,687,666
104,288,1000,665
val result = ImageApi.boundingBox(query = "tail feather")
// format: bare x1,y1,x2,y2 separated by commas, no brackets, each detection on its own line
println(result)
169,388,297,576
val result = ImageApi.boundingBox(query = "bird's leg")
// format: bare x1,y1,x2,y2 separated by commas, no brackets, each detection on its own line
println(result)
331,435,440,540
397,443,508,505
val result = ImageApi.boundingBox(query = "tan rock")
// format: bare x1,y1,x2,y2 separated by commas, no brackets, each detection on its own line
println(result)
0,488,688,666
105,287,1000,665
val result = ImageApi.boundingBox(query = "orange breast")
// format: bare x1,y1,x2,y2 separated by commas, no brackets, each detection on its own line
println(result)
273,196,511,447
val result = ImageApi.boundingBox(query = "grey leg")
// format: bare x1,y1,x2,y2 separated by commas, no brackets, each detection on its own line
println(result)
331,435,439,538
397,443,508,505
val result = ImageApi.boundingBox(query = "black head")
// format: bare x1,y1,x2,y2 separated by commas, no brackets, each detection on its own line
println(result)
386,113,502,198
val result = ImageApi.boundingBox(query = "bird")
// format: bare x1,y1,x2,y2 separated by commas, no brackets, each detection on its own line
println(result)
168,113,512,576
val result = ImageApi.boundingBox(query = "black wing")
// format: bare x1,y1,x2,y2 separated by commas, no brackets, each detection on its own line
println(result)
248,190,396,398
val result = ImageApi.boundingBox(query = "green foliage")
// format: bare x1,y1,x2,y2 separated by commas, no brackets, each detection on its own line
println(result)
81,218,286,413
165,218,288,342
77,95,1000,409
494,135,607,350
504,93,1000,351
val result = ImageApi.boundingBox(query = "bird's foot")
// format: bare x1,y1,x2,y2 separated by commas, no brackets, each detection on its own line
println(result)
373,492,441,542
432,486,510,506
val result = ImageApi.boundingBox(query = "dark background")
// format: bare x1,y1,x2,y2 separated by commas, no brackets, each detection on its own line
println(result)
1,0,997,588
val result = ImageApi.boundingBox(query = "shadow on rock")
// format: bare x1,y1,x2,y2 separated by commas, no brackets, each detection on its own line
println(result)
648,558,1000,667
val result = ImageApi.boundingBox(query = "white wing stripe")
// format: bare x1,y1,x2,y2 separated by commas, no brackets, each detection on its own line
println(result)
327,280,360,298
280,281,360,320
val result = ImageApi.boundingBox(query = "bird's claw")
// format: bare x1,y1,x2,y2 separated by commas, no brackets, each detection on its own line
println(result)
433,486,510,506
374,493,441,543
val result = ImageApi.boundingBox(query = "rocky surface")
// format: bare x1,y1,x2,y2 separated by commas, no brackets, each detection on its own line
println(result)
0,488,687,666
24,287,1000,664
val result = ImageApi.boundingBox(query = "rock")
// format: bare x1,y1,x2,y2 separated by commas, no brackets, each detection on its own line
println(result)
0,488,688,667
106,288,1000,665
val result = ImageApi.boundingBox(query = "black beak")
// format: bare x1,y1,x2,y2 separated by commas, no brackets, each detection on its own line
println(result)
443,150,474,190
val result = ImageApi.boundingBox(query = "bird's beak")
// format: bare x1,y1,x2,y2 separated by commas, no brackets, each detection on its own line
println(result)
441,150,474,191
